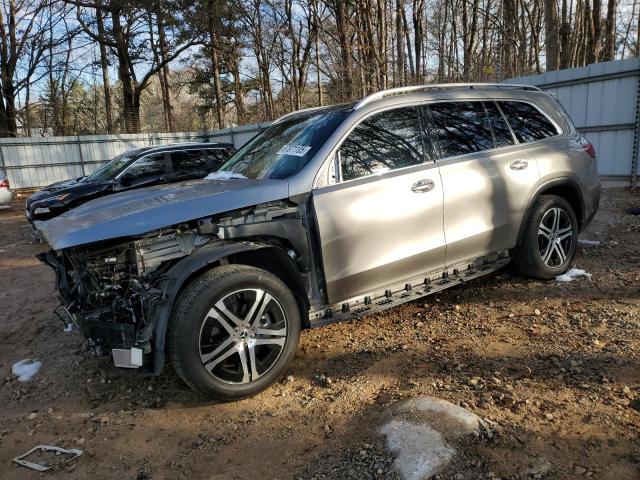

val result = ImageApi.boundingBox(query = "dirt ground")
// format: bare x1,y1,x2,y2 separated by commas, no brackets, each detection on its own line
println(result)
0,188,638,480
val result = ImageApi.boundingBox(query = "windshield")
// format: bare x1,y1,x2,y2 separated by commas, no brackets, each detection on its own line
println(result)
218,107,350,180
83,152,138,182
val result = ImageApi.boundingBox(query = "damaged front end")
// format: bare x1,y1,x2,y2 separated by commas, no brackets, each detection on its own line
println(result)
38,230,210,369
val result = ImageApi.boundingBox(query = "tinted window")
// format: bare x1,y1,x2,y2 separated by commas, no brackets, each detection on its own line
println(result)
125,153,168,178
202,148,231,169
499,101,558,142
426,102,494,158
485,102,515,147
340,107,424,181
171,150,208,173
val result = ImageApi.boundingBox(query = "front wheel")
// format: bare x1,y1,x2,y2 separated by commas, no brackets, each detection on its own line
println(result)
513,195,578,279
168,264,301,400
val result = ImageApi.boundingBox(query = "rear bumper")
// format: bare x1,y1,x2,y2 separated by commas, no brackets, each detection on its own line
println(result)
581,184,601,231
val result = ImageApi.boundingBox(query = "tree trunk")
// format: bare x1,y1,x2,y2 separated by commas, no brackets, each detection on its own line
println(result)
334,0,353,99
602,0,616,60
503,0,516,78
96,8,114,133
157,14,176,132
111,9,139,133
544,0,561,70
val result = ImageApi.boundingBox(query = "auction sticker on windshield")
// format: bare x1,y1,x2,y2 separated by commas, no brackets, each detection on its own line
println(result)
277,144,312,157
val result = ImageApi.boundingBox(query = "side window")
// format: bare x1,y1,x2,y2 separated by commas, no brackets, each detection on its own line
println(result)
498,101,558,143
171,150,208,173
339,107,425,182
425,102,494,158
125,153,168,178
202,148,231,170
484,102,515,147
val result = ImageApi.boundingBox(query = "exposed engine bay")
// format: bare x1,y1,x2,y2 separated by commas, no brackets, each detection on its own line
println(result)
41,230,209,352
37,200,315,370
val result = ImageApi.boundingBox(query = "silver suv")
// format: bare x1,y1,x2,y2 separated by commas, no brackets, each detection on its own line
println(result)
36,83,601,400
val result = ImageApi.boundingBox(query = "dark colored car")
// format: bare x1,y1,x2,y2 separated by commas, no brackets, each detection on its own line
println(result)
26,142,235,222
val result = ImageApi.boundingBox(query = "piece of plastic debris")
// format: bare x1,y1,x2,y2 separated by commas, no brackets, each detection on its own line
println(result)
555,268,592,283
625,207,640,216
64,323,73,332
578,239,601,246
12,359,42,382
13,445,83,472
203,171,247,180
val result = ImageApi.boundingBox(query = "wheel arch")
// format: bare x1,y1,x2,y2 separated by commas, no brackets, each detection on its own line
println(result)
516,177,585,246
149,240,308,374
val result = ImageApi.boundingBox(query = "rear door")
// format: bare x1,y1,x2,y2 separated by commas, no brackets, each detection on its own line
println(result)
312,106,446,304
424,100,539,267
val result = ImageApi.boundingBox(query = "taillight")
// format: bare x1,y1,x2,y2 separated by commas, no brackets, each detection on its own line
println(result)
583,143,596,158
0,178,9,189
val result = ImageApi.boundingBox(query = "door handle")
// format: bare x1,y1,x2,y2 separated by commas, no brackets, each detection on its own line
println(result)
411,179,435,193
510,159,529,170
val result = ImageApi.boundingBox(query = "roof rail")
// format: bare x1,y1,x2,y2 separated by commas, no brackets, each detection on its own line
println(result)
273,105,329,124
353,83,543,110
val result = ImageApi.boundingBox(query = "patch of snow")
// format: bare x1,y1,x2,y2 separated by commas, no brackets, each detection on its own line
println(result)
578,239,601,246
203,171,247,180
556,268,592,283
396,396,480,435
379,420,455,480
380,397,482,480
12,359,42,382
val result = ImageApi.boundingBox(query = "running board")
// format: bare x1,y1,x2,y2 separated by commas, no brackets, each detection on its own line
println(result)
309,252,510,328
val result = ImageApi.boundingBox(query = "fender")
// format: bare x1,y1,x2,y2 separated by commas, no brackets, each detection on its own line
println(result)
147,240,277,374
516,176,586,246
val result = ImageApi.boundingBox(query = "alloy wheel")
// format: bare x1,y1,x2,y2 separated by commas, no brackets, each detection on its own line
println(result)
537,207,573,267
199,288,287,384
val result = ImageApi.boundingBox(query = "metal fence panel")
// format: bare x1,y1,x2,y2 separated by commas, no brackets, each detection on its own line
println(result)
0,123,270,189
505,58,640,182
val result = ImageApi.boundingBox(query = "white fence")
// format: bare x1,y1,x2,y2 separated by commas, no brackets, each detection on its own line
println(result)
505,57,640,185
2,57,639,189
0,124,269,190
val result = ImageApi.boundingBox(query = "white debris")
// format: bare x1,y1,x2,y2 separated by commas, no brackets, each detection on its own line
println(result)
556,268,592,283
396,396,481,435
578,239,601,246
63,323,73,332
203,171,247,180
380,397,481,480
379,420,455,480
12,359,42,382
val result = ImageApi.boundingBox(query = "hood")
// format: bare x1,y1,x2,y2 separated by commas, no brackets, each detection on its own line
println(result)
35,178,289,250
28,177,106,204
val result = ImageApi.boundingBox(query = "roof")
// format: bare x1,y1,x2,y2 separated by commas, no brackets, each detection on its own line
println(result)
134,141,234,155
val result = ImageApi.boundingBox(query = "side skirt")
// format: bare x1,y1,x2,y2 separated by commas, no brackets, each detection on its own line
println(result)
308,251,510,328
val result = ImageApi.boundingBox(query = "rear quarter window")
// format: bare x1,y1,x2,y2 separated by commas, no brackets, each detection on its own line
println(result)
498,101,559,143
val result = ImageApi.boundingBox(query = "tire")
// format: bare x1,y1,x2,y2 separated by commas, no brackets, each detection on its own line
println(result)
168,264,301,400
512,195,578,280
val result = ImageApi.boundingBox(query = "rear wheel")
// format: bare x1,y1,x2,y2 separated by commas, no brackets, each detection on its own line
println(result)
513,195,578,279
169,264,301,400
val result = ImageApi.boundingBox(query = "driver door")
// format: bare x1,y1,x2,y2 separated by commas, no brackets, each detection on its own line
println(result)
312,106,446,304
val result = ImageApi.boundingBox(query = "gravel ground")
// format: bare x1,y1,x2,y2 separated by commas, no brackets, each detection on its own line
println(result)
0,187,638,480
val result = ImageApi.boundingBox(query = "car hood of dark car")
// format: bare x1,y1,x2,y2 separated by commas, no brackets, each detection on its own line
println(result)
27,178,111,205
35,178,290,250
